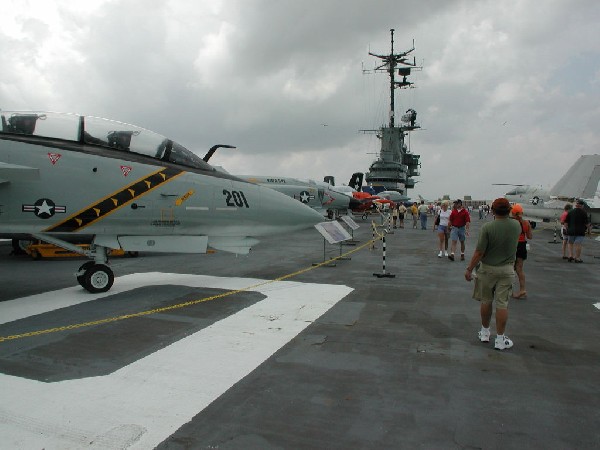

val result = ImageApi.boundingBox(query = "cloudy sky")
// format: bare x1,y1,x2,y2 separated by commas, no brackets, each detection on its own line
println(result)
1,0,599,200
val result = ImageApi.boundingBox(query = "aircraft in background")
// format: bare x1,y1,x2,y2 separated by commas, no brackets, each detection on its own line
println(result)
493,184,550,206
236,175,360,218
415,195,433,204
324,172,398,217
378,190,406,204
503,154,600,228
347,172,414,205
0,111,324,292
200,149,360,218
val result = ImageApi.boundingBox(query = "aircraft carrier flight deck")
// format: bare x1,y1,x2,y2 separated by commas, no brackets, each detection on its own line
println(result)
0,216,599,449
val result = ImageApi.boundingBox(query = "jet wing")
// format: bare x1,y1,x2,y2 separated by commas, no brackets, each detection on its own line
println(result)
0,162,40,184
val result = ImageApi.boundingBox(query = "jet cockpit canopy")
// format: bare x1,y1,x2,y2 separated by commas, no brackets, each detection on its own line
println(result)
0,111,214,172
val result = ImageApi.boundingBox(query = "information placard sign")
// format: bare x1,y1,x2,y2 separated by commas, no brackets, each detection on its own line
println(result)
340,215,359,231
314,221,352,244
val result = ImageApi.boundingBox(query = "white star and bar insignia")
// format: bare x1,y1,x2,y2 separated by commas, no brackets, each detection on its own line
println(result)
22,199,67,219
296,190,315,204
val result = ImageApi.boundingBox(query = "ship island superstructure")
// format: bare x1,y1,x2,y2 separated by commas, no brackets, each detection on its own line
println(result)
362,29,421,199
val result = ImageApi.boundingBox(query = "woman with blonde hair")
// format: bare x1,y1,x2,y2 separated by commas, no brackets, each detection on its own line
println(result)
511,204,533,298
434,201,451,257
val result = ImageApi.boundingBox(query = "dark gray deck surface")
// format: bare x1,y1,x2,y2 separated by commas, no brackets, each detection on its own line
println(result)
1,214,599,449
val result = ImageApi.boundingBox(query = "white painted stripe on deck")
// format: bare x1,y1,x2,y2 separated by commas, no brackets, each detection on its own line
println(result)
0,273,352,449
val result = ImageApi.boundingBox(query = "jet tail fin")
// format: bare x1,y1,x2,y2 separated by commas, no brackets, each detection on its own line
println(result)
323,175,335,186
550,155,600,199
349,172,364,191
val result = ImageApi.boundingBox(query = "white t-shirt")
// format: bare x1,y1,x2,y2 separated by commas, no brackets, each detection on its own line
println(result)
438,209,451,227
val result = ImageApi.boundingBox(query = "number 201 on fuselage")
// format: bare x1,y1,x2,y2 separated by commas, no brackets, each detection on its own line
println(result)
223,190,249,208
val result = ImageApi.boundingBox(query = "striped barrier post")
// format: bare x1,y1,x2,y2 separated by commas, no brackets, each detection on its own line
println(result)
371,222,377,250
386,213,393,234
373,234,395,278
548,223,560,244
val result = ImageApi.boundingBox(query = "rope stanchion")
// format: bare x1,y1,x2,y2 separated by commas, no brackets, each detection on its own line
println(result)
385,212,393,234
370,221,377,250
371,222,395,278
548,223,560,244
373,233,395,278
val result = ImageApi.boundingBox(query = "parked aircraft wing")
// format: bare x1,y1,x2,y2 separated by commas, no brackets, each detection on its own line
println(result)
0,162,40,184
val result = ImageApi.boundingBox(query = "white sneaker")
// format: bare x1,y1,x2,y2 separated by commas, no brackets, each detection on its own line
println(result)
478,327,490,343
444,251,449,257
438,251,443,258
495,335,513,350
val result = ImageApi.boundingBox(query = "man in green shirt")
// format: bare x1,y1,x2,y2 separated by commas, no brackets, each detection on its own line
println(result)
465,198,521,350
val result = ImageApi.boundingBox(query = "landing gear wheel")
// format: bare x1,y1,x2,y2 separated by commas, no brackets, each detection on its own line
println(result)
80,263,114,293
76,261,95,287
530,221,537,229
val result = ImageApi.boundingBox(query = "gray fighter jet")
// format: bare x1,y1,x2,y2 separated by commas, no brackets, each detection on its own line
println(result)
493,184,550,206
237,175,360,219
503,154,600,227
0,111,324,292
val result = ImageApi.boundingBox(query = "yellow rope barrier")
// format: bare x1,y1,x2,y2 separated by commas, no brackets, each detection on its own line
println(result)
0,236,382,343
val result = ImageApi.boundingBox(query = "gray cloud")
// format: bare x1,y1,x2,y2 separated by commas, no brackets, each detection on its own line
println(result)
1,0,599,199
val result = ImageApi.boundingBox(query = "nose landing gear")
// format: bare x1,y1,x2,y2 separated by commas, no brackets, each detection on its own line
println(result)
76,261,114,293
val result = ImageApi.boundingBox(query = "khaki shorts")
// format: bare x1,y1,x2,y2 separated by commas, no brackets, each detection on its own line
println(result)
472,262,515,309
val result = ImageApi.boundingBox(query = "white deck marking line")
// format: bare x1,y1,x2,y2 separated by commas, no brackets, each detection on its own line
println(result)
0,272,353,449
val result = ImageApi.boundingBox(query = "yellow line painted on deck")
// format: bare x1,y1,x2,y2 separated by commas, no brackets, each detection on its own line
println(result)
0,237,381,343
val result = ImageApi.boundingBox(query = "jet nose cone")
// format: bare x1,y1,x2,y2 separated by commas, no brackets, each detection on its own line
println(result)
292,201,328,225
261,187,325,231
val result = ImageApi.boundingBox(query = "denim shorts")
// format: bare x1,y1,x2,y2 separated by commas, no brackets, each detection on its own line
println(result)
567,235,584,244
450,226,466,241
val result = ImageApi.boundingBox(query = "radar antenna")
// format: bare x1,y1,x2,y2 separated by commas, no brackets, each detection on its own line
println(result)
364,29,421,128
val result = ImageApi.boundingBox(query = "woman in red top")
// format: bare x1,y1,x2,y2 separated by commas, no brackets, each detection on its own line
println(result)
511,204,533,298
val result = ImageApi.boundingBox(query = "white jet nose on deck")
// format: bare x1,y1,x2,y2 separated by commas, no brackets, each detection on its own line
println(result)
257,185,326,233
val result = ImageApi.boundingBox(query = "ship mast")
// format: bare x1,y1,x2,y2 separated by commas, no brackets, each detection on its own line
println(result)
389,29,396,128
362,29,422,197
367,28,417,128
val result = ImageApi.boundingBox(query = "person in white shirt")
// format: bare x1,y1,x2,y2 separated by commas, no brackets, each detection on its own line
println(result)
434,201,452,257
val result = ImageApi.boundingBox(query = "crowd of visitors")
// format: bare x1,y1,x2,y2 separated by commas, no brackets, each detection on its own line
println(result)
376,195,593,351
